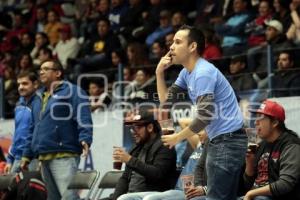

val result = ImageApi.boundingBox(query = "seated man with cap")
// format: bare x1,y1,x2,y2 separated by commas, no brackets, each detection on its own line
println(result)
239,100,300,200
111,109,177,200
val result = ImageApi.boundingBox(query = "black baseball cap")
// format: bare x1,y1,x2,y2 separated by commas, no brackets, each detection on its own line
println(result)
124,109,157,125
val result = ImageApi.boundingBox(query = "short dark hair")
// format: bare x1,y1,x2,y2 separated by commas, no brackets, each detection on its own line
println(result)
231,55,246,64
41,59,64,79
97,17,110,26
89,78,104,88
279,50,294,62
178,25,205,55
17,71,38,82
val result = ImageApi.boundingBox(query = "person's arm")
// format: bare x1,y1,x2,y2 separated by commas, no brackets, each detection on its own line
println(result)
21,102,36,169
290,3,300,28
194,140,208,187
125,145,176,182
244,185,272,200
156,51,175,103
269,144,300,196
74,87,93,148
161,94,215,148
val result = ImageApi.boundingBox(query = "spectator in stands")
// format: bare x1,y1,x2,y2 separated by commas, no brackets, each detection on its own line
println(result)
146,10,173,47
157,25,247,200
37,47,53,66
111,109,177,200
53,24,80,69
121,131,208,200
111,49,128,69
273,0,292,33
171,11,186,32
202,28,222,60
215,0,253,56
108,0,129,33
15,53,34,75
75,18,121,74
119,0,147,42
240,100,300,200
286,0,300,44
149,40,167,64
3,66,18,118
97,0,110,19
245,0,273,47
273,51,300,97
128,68,157,103
131,0,163,41
126,42,149,68
88,79,111,112
4,72,39,174
194,0,223,27
78,0,110,39
247,20,292,73
44,10,63,47
164,31,175,50
19,32,35,54
32,5,47,33
0,11,28,53
21,60,93,200
228,55,257,92
31,32,51,66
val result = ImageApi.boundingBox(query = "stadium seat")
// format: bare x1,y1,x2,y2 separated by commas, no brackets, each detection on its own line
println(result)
93,170,123,199
67,170,100,200
0,174,15,190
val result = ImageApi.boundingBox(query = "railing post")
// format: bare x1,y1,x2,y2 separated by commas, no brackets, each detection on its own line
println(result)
267,44,274,98
0,77,4,119
118,63,124,102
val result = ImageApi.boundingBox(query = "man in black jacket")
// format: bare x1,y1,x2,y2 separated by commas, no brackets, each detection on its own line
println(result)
240,100,300,200
111,109,177,200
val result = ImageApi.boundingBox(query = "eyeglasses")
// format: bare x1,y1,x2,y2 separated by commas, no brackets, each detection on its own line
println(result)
39,67,58,73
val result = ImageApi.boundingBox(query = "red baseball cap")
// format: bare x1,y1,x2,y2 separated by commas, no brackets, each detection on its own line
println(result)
250,100,285,122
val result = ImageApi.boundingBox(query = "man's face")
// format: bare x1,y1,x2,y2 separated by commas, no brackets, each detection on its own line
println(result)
229,61,245,74
169,29,191,65
130,123,152,144
165,33,174,49
152,42,162,58
38,50,50,63
277,53,293,70
265,26,279,41
97,21,109,37
135,70,148,86
259,1,271,17
233,0,247,13
89,83,102,97
255,113,273,140
39,61,60,86
36,8,46,21
21,34,32,47
17,77,36,98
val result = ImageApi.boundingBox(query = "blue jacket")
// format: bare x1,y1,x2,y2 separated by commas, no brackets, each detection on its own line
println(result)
7,95,37,164
23,81,93,158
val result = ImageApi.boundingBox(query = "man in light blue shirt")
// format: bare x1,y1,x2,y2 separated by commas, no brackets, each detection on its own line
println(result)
156,25,247,200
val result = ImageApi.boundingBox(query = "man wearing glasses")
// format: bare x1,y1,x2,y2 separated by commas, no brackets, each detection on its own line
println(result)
111,109,177,200
21,60,93,200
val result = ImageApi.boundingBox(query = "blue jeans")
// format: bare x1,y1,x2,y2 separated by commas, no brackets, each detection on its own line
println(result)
206,130,247,200
117,190,185,200
41,156,80,200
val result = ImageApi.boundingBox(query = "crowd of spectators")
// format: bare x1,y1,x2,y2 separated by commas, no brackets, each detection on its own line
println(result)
1,0,300,118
